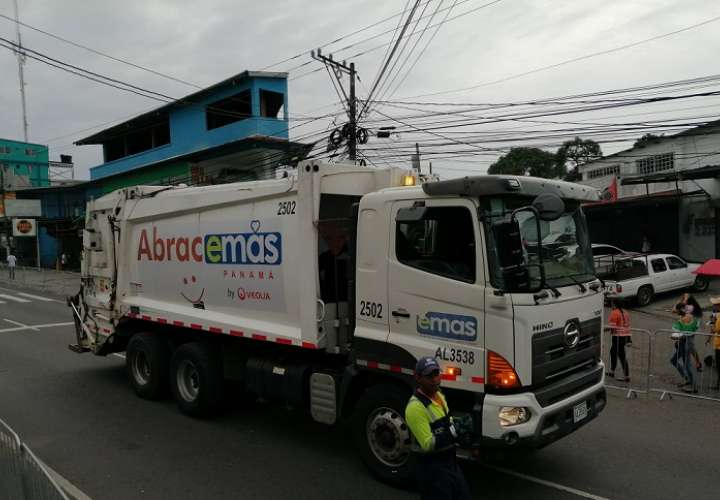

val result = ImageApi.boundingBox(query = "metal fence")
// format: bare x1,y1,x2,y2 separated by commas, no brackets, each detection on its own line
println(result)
602,327,720,402
601,326,653,398
0,418,69,500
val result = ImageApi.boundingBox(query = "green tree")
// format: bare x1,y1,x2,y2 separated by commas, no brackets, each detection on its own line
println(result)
488,147,562,178
556,137,602,182
633,133,663,149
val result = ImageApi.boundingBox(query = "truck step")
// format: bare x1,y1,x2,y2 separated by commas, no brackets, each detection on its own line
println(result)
310,373,337,425
67,344,91,354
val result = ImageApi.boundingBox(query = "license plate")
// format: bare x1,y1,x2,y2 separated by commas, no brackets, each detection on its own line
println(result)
573,401,588,423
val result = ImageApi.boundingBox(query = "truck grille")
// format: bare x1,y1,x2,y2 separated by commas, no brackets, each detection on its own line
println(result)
532,317,601,406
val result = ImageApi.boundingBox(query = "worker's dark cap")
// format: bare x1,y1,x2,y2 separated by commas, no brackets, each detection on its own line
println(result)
415,356,440,376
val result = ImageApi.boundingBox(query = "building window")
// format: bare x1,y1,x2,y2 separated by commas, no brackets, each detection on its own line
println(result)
206,90,252,130
103,117,170,162
0,146,11,154
636,153,674,175
25,148,36,156
259,89,284,119
587,165,620,179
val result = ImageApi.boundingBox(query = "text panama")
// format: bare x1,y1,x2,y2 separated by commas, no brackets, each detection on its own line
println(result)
137,226,282,265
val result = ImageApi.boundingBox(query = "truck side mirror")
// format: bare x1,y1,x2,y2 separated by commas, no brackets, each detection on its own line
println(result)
532,193,565,222
492,220,524,269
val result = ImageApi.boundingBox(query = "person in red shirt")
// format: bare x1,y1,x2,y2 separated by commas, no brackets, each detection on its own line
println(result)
607,300,631,381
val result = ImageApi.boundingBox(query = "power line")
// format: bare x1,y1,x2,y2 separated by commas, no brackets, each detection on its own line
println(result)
407,13,720,99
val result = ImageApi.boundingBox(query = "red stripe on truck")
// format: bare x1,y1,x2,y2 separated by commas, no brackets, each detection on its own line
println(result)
471,376,485,384
209,327,223,334
390,365,402,373
367,361,379,369
252,334,267,341
230,330,244,337
275,338,292,345
440,374,457,381
157,318,168,324
190,323,202,330
141,315,151,321
173,320,184,327
302,342,317,349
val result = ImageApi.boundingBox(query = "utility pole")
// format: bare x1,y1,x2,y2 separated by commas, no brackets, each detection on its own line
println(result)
13,0,29,142
311,49,358,162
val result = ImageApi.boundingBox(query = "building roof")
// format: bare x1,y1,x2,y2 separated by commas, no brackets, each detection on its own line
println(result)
75,70,288,146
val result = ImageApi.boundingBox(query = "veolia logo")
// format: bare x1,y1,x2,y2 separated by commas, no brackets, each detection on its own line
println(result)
416,312,478,341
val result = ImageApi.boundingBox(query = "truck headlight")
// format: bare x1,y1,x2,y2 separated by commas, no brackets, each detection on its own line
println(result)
499,407,531,427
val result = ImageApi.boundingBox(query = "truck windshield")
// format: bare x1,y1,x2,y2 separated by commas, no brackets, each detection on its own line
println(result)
482,196,595,290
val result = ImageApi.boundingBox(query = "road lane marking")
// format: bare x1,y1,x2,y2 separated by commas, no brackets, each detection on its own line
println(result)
17,291,62,302
3,319,40,331
113,353,126,359
0,293,31,303
37,459,93,500
0,321,74,333
485,465,613,500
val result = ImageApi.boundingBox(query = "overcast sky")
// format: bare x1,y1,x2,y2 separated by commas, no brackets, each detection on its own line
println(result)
1,0,719,180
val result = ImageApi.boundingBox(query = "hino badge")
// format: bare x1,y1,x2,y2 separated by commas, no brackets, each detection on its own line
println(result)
69,161,606,485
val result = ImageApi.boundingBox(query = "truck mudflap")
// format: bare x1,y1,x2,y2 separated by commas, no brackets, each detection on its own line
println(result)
477,381,606,449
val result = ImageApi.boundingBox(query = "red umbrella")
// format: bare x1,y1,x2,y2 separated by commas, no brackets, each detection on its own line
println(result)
693,259,720,276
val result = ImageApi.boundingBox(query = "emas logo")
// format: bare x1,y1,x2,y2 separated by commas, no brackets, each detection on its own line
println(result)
416,312,477,341
137,220,282,265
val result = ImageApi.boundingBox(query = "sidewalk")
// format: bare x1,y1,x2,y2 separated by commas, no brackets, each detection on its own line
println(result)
0,265,80,298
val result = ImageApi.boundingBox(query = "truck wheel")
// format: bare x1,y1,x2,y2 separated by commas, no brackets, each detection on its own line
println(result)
170,342,224,417
352,384,416,488
636,286,654,307
693,276,709,292
126,332,170,400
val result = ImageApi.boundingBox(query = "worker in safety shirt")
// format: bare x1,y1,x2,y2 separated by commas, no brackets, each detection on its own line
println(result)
405,356,471,500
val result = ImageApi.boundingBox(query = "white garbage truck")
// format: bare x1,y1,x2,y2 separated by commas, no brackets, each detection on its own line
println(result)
69,161,606,484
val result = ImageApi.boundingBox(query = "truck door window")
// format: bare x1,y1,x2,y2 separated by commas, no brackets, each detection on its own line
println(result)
396,206,475,283
651,258,667,273
666,256,687,270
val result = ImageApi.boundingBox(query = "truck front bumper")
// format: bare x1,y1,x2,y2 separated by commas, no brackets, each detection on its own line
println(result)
477,378,606,448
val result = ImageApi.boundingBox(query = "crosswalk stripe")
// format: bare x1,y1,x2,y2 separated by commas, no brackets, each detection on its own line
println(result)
0,294,31,303
16,292,60,302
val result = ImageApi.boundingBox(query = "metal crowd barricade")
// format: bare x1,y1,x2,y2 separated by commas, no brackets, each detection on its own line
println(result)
601,326,653,399
0,418,69,500
649,329,720,402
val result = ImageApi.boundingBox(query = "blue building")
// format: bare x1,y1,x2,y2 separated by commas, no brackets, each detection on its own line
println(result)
76,70,307,191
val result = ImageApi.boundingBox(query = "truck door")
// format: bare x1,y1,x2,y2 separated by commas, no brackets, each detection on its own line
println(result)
666,256,693,288
650,257,671,292
387,199,485,391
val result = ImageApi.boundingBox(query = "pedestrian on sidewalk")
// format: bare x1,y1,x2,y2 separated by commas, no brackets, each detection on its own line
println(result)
6,251,17,280
708,297,720,390
607,300,631,382
670,304,699,393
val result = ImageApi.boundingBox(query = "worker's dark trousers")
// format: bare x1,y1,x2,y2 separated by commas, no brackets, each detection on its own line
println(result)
416,450,471,500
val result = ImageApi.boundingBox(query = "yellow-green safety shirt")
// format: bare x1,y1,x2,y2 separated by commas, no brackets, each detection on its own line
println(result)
405,389,455,453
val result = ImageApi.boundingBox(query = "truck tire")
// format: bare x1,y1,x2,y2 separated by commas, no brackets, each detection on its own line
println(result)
170,342,224,417
636,285,654,307
693,276,710,292
126,332,170,400
352,384,416,488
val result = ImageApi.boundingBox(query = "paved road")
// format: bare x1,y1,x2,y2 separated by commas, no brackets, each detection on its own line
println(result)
1,283,718,500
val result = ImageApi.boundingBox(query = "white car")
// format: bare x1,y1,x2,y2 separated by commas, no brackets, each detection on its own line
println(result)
604,253,708,306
